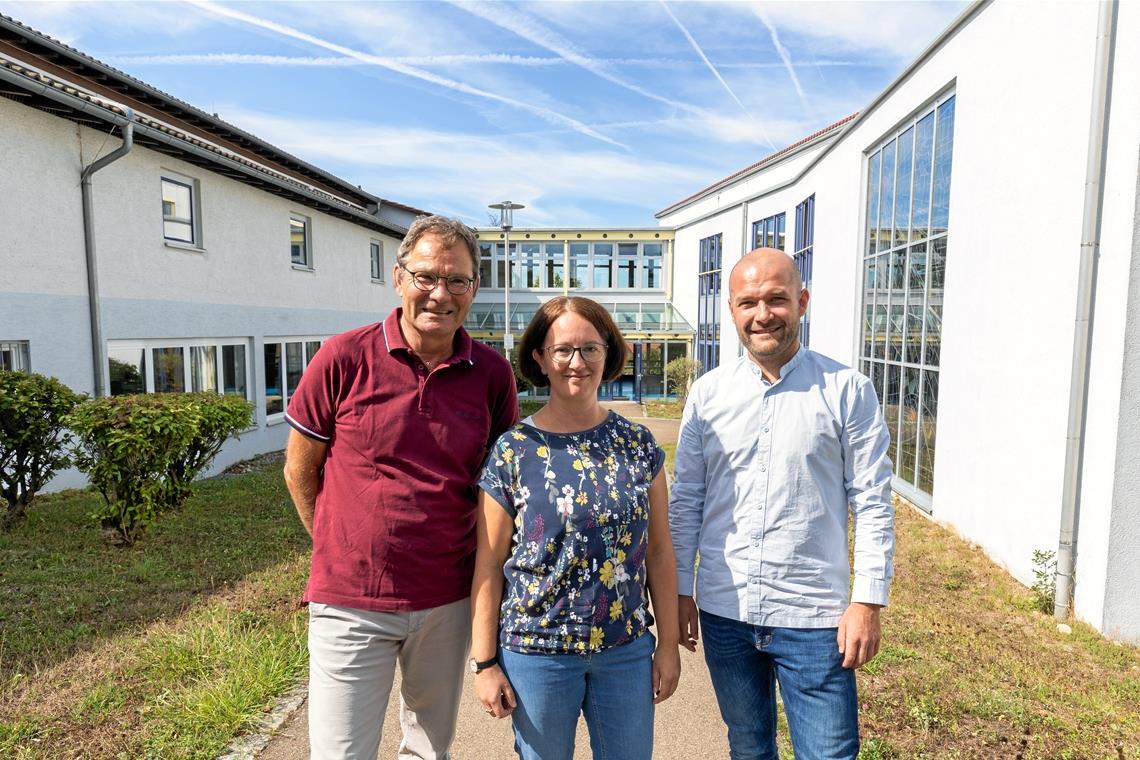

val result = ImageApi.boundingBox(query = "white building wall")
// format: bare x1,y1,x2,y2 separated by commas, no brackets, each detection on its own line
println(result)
1077,0,1140,636
662,0,1140,640
0,94,404,482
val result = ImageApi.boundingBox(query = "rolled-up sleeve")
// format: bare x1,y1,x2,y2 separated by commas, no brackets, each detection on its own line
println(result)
669,387,707,597
842,376,895,607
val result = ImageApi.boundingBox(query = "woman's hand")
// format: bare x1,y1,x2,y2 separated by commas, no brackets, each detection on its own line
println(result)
651,643,681,704
475,665,517,718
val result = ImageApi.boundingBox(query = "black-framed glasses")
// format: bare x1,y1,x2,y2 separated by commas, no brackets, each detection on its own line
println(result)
540,342,608,364
399,263,476,295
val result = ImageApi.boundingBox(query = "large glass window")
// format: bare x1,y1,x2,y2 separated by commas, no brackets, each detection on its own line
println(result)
161,176,196,245
264,337,325,417
592,243,613,288
545,243,565,288
697,233,723,372
859,92,955,501
616,243,638,289
0,341,30,372
569,243,589,289
793,195,815,348
370,240,385,281
290,215,311,267
752,212,786,250
108,339,250,401
520,242,543,288
643,243,663,289
479,242,494,286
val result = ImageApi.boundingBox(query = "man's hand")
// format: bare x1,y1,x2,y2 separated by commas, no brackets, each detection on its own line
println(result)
678,595,699,652
837,602,882,669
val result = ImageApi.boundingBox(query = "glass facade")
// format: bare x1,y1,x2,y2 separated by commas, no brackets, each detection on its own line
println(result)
752,212,786,250
793,195,815,348
697,233,722,373
859,93,955,499
108,339,250,401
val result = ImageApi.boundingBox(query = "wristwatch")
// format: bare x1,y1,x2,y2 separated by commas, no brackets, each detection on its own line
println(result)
468,655,498,674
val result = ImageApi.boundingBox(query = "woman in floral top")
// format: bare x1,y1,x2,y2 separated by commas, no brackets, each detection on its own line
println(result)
470,296,680,760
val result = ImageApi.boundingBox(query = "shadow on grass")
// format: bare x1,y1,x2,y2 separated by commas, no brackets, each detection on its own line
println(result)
0,455,310,679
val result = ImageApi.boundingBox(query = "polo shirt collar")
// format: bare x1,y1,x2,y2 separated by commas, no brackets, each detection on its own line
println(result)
381,308,476,366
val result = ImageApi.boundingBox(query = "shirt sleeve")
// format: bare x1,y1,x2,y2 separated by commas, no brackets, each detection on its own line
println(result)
669,382,708,598
477,434,519,517
842,374,896,607
285,340,342,442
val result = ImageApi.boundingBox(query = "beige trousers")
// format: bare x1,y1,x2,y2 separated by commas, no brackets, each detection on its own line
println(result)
307,598,472,760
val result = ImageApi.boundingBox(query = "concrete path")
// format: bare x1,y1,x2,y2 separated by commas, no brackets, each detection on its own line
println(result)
253,406,713,759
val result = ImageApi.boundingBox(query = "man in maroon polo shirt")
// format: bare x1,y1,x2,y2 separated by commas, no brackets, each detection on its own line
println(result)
283,215,517,759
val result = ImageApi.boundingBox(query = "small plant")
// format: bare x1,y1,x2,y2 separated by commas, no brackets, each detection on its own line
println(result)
68,393,252,544
0,371,83,528
665,357,702,404
1031,548,1057,614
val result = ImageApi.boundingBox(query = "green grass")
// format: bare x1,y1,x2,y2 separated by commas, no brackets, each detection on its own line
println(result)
0,455,311,759
519,399,545,418
5,453,1140,759
646,399,684,419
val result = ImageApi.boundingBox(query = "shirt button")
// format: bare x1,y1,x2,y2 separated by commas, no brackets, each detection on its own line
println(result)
750,577,759,585
763,427,770,433
759,465,767,472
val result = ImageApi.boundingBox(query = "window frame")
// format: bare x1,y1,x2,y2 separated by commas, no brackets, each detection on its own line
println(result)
263,335,328,421
160,172,202,248
290,214,313,269
0,340,31,372
106,337,252,400
370,239,385,282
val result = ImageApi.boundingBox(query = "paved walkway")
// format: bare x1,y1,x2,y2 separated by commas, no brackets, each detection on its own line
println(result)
252,406,720,759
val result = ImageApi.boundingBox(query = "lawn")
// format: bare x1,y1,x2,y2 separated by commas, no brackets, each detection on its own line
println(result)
2,455,1139,759
0,454,311,759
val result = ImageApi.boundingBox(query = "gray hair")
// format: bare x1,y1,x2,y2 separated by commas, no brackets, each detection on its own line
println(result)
397,215,480,275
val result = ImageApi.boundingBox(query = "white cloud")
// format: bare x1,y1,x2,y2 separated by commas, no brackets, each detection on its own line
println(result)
215,108,715,224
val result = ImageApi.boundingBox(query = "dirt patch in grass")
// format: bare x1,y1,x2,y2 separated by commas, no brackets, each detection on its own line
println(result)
856,500,1140,759
646,400,684,419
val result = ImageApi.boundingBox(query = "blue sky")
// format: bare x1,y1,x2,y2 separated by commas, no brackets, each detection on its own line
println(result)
3,1,966,227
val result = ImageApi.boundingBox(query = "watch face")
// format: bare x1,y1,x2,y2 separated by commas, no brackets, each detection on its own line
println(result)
468,658,478,673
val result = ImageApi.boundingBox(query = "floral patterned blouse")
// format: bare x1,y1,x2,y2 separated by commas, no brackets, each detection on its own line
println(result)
478,411,665,655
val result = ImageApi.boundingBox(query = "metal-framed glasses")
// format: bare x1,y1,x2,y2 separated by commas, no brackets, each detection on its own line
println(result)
399,263,476,295
541,342,608,364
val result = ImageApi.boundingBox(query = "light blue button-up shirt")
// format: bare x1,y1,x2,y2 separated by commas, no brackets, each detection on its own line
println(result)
670,348,895,628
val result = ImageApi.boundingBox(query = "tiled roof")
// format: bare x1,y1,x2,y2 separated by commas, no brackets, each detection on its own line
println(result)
655,112,858,218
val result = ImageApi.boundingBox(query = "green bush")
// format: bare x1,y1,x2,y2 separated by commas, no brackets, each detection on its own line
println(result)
664,357,702,404
0,371,83,528
68,393,252,544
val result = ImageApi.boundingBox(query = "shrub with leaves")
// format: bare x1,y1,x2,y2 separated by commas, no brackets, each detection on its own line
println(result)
664,357,702,404
68,393,252,544
0,371,83,528
165,393,254,509
1031,548,1058,614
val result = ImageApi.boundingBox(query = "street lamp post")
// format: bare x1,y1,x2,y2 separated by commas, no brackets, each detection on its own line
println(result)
489,201,525,362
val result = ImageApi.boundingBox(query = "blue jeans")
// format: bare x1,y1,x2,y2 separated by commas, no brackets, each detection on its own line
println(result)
699,611,858,760
499,633,655,760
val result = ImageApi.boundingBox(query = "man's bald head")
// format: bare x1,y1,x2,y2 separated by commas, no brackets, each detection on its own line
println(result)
729,247,803,297
727,246,809,378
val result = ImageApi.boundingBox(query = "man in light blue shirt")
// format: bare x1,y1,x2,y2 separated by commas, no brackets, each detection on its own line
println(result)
670,247,894,759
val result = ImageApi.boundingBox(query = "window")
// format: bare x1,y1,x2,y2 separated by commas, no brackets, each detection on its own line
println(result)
592,243,613,288
569,243,589,288
107,338,251,400
264,337,325,417
290,215,311,268
520,242,544,288
752,212,786,250
859,92,955,501
0,341,30,372
545,243,565,289
370,240,385,281
479,242,494,286
642,243,663,289
161,174,199,245
793,195,815,348
697,234,723,373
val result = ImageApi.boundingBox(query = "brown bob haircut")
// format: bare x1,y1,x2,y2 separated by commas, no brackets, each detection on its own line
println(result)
517,296,629,388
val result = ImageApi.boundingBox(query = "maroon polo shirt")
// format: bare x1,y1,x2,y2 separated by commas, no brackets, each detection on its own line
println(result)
285,309,517,612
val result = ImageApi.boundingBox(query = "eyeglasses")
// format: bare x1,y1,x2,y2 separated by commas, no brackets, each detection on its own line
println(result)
399,263,476,295
540,342,608,364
